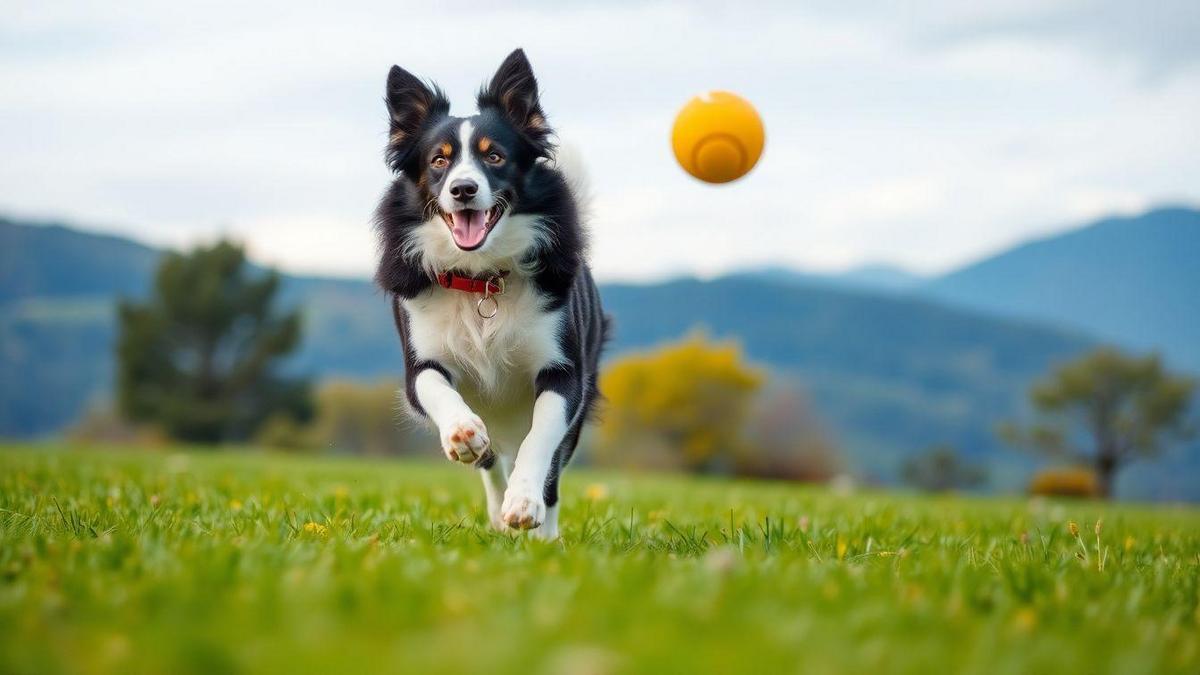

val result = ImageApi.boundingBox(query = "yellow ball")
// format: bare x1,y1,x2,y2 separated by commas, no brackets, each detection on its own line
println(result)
671,91,765,184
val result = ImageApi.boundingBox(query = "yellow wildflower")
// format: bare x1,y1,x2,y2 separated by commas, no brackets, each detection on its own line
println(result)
229,499,243,511
303,522,329,537
1012,608,1037,633
1068,521,1079,537
584,483,609,501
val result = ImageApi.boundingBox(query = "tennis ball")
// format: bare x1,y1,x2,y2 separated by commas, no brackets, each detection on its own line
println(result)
671,91,764,184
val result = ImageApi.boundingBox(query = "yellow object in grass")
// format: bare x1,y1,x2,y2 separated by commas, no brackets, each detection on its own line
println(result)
303,522,329,537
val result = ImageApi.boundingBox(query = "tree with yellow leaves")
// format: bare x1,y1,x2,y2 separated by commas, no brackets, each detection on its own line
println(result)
598,335,763,472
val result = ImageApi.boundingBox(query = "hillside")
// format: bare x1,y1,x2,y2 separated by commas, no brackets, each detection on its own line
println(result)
728,263,924,295
924,206,1200,372
0,218,160,302
603,278,1093,484
0,217,1118,492
830,263,924,292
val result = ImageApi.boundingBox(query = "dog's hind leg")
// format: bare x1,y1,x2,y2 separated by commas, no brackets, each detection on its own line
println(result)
537,504,559,541
534,424,583,540
479,451,510,531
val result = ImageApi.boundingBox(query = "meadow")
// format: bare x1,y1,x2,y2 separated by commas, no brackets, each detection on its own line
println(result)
1,445,1197,674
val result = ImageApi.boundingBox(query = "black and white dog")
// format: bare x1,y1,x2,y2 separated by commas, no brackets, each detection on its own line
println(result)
375,49,607,539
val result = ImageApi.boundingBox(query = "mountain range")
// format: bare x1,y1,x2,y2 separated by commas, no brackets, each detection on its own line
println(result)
747,206,1200,372
922,206,1200,373
2,206,1196,499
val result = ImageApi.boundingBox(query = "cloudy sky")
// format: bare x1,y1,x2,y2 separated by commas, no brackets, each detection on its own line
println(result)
2,1,1198,281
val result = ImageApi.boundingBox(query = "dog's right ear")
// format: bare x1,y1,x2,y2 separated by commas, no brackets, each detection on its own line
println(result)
385,65,450,173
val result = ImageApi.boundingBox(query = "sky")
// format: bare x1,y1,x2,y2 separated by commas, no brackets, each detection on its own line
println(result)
2,1,1198,281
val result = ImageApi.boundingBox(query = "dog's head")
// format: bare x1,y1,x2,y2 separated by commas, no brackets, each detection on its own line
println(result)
384,49,553,255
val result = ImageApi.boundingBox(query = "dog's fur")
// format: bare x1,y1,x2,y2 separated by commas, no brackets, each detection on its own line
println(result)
375,49,607,538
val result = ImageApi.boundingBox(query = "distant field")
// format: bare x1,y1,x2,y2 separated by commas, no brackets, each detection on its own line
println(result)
1,445,1197,674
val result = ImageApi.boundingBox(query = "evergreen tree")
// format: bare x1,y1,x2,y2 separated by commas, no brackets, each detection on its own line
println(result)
116,241,311,443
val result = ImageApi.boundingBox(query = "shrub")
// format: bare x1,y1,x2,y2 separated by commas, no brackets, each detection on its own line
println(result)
1029,467,1100,498
254,413,315,452
66,403,166,447
903,445,986,492
306,379,431,455
739,382,841,482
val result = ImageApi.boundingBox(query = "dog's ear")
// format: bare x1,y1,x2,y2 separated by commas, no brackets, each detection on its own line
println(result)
385,65,450,172
478,48,552,157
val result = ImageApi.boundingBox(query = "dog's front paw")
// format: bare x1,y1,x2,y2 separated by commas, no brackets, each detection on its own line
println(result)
501,484,545,530
440,415,490,465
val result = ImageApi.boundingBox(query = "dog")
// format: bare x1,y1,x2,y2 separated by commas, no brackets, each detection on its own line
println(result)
374,49,608,539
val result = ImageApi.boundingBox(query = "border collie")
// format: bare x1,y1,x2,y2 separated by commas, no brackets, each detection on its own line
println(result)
375,49,608,539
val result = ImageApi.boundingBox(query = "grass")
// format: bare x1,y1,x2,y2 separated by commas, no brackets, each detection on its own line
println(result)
1,445,1197,675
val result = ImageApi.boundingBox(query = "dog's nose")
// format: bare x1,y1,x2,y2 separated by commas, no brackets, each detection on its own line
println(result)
449,179,478,202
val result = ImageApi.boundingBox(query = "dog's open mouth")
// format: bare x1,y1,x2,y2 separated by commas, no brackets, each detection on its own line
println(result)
442,206,504,251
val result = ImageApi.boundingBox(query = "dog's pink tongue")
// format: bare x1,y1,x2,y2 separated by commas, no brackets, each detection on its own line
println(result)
450,210,487,249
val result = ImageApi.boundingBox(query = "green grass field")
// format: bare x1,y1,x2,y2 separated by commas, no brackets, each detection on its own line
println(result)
1,445,1197,674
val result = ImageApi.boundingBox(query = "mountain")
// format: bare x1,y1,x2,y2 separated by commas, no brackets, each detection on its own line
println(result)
729,263,923,294
1,218,161,302
829,263,924,292
5,216,1193,499
924,206,1200,372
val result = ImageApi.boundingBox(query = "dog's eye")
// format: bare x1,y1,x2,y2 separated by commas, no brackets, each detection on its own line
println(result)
431,156,449,169
485,152,504,165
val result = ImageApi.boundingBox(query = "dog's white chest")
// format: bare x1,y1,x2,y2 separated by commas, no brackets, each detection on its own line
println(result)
402,278,563,398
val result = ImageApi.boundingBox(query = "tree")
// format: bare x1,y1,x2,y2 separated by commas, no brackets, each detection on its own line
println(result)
598,335,763,473
1002,348,1194,498
116,241,311,443
902,445,986,493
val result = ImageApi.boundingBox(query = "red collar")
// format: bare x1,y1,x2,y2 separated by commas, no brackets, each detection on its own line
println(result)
435,270,508,295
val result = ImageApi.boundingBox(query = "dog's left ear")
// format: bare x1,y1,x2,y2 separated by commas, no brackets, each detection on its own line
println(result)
478,48,552,157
